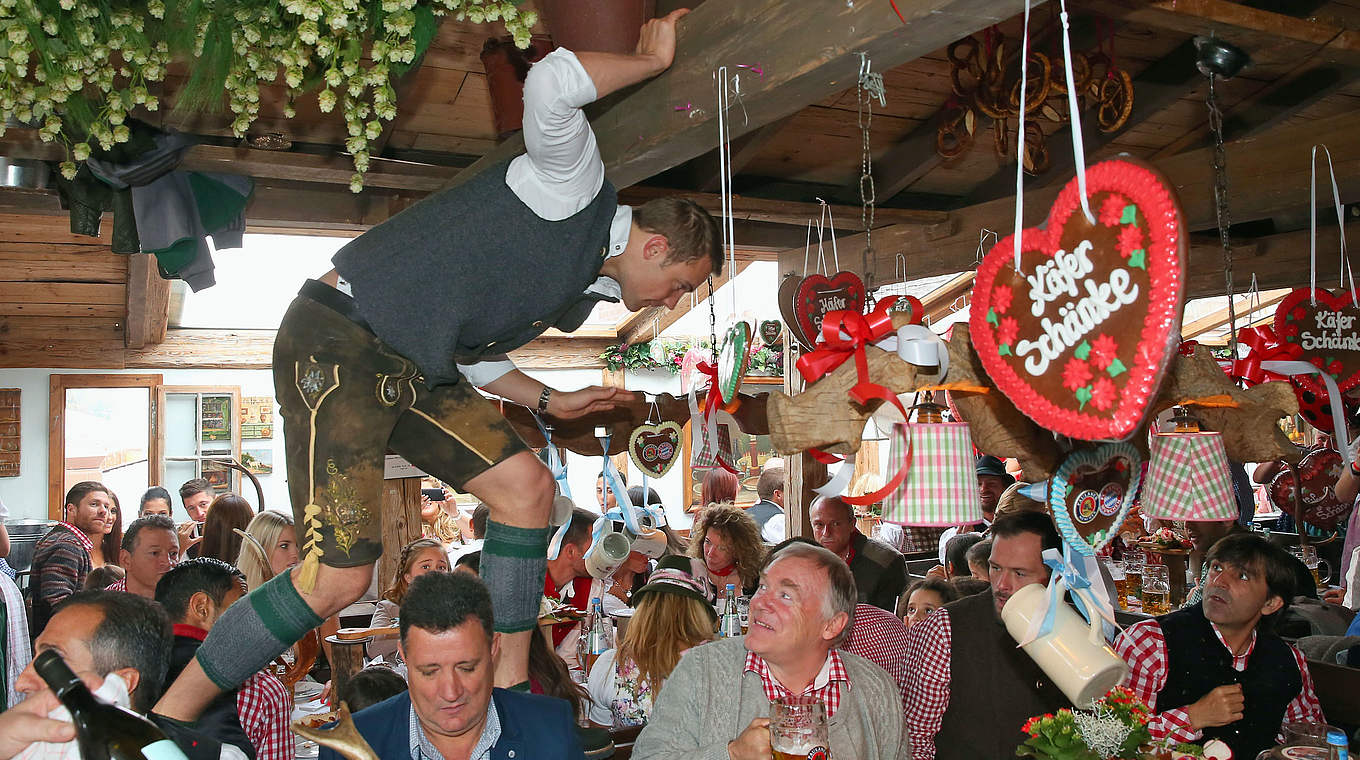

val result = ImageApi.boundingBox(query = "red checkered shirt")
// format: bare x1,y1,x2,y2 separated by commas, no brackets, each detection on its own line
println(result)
1114,618,1325,745
237,670,292,760
841,603,910,714
104,578,127,592
743,649,849,719
58,522,94,552
901,607,953,760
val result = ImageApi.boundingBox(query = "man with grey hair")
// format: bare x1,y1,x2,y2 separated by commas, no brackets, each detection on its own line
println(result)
633,542,909,760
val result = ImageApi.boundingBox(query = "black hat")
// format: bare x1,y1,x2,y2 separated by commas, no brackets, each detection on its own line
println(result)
630,555,717,624
976,455,1015,484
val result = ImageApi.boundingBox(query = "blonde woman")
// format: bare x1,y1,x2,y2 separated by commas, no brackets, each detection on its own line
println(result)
587,555,717,729
235,511,300,591
368,537,448,662
687,502,765,598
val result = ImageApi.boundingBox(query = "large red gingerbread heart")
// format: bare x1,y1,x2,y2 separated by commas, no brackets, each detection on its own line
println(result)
1269,446,1350,529
968,159,1186,441
794,272,866,348
1273,288,1360,397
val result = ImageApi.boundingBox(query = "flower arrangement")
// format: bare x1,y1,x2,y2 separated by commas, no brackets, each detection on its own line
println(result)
0,0,536,189
600,336,783,377
1017,687,1152,760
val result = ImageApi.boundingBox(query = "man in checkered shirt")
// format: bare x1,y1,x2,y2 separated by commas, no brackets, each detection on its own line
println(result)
1114,532,1325,760
633,542,909,760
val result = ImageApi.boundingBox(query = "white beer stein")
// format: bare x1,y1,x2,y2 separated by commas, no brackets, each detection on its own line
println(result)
585,530,632,579
1001,583,1129,707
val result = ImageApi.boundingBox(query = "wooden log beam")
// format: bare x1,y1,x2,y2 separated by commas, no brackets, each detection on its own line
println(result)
782,111,1360,288
617,260,752,345
918,271,975,325
1089,0,1360,68
689,116,794,193
444,0,1032,193
123,254,169,349
1180,289,1290,340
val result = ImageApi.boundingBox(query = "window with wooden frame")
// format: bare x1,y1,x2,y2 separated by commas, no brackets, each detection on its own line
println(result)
156,386,243,499
48,374,163,522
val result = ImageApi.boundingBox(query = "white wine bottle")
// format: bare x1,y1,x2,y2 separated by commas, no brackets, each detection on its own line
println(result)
33,650,190,760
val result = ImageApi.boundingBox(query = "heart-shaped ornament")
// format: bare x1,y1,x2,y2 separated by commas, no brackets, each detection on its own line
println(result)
777,274,810,348
1272,288,1360,397
794,272,866,349
968,158,1186,440
1268,445,1350,529
1050,442,1142,555
718,322,752,404
629,421,683,479
759,319,784,347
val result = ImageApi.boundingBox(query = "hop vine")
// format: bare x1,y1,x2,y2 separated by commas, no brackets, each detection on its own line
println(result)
0,0,537,188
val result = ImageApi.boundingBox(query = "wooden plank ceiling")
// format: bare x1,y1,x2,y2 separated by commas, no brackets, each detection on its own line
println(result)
0,0,1358,369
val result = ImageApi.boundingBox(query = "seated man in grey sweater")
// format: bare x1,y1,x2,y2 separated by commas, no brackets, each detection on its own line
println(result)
632,542,910,760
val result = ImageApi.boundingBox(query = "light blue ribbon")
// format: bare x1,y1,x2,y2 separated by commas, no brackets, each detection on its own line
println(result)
599,434,641,533
533,412,571,500
1024,543,1119,646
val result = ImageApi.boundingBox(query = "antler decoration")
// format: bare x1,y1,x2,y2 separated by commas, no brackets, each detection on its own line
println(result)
290,702,379,760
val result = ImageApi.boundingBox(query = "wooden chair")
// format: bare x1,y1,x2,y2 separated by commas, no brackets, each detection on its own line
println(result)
1307,658,1360,735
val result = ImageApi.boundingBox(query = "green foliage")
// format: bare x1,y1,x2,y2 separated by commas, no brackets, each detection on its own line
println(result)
0,0,536,188
599,338,784,377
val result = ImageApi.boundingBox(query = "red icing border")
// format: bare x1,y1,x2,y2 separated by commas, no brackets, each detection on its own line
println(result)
1272,287,1360,396
968,159,1186,441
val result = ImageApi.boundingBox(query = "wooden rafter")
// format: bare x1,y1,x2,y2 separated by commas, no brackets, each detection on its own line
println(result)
123,254,169,349
1180,289,1289,340
443,0,1035,193
917,272,975,325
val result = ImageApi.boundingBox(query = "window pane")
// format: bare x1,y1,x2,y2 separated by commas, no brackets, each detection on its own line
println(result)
165,393,199,457
63,387,149,529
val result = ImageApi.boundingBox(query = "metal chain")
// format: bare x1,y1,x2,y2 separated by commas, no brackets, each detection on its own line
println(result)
707,274,718,365
857,53,885,309
1206,73,1237,356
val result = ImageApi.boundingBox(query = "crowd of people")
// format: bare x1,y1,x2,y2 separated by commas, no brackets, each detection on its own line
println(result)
0,445,1355,760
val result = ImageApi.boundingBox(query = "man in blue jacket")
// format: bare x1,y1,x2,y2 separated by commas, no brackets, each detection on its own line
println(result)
322,571,582,760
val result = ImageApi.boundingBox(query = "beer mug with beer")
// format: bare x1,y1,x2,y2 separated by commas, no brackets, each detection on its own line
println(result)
770,696,830,760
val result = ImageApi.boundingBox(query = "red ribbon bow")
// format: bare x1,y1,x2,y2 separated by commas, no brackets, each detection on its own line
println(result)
1230,325,1303,386
795,297,913,506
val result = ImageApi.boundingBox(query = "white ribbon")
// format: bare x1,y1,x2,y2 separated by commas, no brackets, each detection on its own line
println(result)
1262,359,1352,465
1016,545,1120,648
1310,144,1355,304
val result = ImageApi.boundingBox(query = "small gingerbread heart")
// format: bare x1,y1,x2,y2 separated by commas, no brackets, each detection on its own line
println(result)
1050,442,1142,555
718,322,753,404
794,271,866,348
1273,288,1360,397
1268,445,1350,529
759,319,784,347
629,421,683,479
778,274,810,348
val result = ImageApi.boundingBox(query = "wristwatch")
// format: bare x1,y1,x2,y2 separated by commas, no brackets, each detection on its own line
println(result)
537,386,552,415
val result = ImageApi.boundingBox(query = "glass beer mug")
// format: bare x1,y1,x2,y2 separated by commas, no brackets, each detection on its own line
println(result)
770,696,830,760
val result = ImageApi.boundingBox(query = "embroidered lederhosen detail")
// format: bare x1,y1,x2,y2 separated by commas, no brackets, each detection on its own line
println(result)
374,346,420,408
294,356,341,593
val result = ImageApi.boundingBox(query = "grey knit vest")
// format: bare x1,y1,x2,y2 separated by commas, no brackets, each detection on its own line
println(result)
333,158,619,387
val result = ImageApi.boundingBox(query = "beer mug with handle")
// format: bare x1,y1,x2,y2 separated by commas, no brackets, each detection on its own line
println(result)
770,696,830,760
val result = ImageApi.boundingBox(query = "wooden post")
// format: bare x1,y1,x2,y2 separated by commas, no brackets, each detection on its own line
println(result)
324,635,367,706
378,476,423,596
781,340,821,540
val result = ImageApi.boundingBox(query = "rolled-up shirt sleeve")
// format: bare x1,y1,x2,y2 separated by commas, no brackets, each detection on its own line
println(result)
456,355,516,387
508,48,605,221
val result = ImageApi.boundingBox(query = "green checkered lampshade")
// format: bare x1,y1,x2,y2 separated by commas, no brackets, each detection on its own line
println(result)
1143,431,1237,521
882,421,983,526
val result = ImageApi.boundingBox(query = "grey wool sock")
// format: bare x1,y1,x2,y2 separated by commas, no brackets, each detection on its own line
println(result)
481,520,549,633
195,570,324,691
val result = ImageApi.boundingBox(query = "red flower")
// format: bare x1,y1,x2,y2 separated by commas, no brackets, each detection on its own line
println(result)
993,284,1014,315
1091,376,1116,410
1117,224,1145,259
997,316,1019,347
1090,333,1119,369
1100,194,1128,227
1062,357,1092,391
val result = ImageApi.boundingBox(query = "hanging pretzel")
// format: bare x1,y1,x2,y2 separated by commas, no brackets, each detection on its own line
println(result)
1008,52,1052,115
1040,93,1069,125
948,36,985,98
1050,51,1091,96
1097,68,1134,133
992,116,1009,162
936,99,974,159
1021,120,1049,175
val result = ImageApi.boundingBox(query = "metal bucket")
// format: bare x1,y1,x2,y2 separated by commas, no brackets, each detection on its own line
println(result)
0,158,50,189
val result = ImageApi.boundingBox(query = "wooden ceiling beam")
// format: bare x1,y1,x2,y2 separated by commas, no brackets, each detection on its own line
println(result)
917,271,975,325
616,186,947,228
780,111,1360,288
688,116,795,193
1180,289,1290,339
1088,0,1360,69
443,0,1034,194
123,254,169,349
617,260,753,345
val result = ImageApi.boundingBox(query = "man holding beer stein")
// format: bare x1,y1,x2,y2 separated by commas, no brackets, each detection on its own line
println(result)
631,542,909,760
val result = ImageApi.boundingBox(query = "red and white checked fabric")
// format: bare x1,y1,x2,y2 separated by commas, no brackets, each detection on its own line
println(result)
58,522,94,553
237,670,292,760
743,649,848,719
1143,432,1236,521
103,578,128,592
1114,618,1325,744
901,607,952,760
841,603,910,714
883,422,982,527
